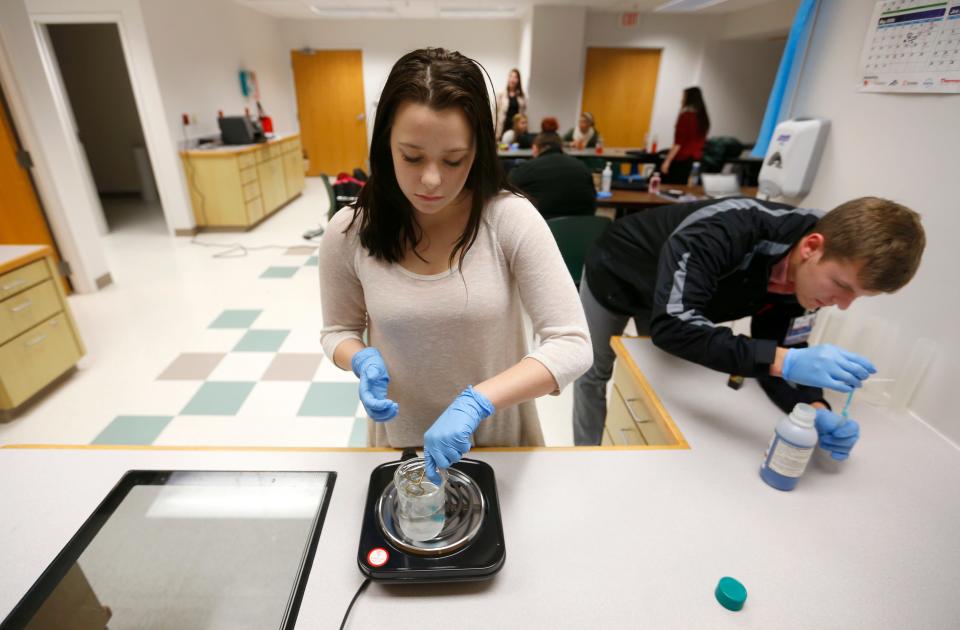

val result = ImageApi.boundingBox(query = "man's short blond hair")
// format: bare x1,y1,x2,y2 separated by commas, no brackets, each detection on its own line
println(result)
815,197,925,293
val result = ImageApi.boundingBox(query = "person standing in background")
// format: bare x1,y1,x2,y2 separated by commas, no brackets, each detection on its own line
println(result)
496,69,527,141
660,87,709,185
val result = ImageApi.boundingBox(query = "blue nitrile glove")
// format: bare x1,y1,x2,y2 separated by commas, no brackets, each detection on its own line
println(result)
781,344,877,392
351,347,398,421
423,387,495,484
815,408,861,461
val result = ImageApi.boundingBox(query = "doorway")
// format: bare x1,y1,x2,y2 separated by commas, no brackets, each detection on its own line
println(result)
581,48,662,148
46,23,163,235
291,49,367,176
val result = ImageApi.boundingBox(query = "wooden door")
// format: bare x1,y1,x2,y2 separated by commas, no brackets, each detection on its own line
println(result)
291,50,367,176
0,89,70,292
581,48,661,148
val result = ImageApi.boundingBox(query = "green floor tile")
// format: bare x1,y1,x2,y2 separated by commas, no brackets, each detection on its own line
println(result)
348,417,368,447
298,382,360,417
260,266,299,279
93,416,173,445
209,309,262,329
181,382,256,415
233,329,290,352
305,256,318,267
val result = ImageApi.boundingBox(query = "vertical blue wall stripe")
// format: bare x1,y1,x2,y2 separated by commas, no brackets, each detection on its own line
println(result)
752,0,820,158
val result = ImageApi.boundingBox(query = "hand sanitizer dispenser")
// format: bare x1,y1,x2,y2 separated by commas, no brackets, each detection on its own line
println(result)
758,118,830,198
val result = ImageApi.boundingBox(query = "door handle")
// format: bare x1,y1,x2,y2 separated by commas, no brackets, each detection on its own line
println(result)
2,279,26,291
356,113,366,121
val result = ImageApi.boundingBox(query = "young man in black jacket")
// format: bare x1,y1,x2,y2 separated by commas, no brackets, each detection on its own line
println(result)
508,132,596,221
573,196,925,459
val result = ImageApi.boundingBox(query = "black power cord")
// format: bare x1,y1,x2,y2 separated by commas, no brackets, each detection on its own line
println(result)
339,577,371,630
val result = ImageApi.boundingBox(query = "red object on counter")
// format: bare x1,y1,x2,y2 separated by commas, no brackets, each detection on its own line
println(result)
259,115,273,133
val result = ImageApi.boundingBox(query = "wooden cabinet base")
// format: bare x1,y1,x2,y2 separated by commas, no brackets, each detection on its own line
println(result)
0,365,76,422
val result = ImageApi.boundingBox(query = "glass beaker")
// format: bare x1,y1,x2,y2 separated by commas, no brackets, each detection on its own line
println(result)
393,458,447,543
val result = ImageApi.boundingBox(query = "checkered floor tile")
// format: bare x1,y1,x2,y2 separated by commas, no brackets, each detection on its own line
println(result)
100,307,364,446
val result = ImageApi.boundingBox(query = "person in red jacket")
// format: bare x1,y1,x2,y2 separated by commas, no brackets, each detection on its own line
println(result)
661,86,709,185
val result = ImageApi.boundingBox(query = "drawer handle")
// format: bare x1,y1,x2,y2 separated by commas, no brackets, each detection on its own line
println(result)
622,397,651,424
10,299,33,313
25,334,47,347
2,279,26,291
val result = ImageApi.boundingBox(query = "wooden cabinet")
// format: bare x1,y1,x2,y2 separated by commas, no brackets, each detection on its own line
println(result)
604,336,688,447
180,134,304,230
0,246,85,417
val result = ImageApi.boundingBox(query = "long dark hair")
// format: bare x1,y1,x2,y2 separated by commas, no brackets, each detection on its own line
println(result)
350,48,513,268
507,68,524,96
682,86,710,136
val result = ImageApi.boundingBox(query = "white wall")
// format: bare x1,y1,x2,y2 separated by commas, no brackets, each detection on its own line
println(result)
524,6,587,135
790,0,956,440
698,38,785,141
140,0,297,144
277,18,523,148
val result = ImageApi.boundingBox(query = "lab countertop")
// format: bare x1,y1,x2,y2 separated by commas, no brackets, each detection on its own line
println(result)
179,132,299,156
1,338,958,628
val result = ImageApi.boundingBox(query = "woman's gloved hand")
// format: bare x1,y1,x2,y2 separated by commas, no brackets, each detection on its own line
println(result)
351,347,398,421
782,344,876,392
423,387,495,484
815,408,861,461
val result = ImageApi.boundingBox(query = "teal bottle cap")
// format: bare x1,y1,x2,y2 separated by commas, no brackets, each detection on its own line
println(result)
715,576,747,611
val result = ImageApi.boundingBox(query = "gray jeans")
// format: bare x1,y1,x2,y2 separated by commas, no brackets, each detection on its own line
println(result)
572,276,649,445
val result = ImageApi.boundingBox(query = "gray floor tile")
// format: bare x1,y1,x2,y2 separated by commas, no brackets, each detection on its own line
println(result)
157,353,225,380
262,353,324,381
234,330,290,352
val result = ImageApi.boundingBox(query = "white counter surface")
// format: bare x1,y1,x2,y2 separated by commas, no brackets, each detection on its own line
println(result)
1,339,958,629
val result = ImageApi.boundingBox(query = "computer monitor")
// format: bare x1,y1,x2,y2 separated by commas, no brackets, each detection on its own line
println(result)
218,116,264,145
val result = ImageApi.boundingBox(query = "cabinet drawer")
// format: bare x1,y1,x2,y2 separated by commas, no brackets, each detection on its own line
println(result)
606,385,646,446
237,153,256,170
0,259,49,302
242,180,260,201
240,166,258,184
612,357,673,445
255,147,270,163
0,280,61,345
0,313,80,408
268,144,282,159
246,197,264,223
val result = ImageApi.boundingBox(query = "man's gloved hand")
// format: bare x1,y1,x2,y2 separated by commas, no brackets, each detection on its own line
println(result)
351,347,398,421
815,408,860,461
423,387,495,484
782,344,876,392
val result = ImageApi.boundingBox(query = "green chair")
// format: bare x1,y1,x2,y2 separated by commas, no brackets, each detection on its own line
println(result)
322,173,338,221
547,215,612,287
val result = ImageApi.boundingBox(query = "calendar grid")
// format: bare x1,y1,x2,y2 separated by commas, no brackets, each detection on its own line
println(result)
859,0,960,92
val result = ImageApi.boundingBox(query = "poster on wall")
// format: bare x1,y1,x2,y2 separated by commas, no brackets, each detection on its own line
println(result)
858,0,960,93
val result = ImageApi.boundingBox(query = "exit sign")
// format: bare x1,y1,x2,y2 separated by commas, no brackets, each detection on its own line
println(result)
620,12,639,28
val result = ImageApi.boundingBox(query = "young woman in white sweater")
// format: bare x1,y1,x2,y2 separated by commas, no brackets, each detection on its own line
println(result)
319,48,591,483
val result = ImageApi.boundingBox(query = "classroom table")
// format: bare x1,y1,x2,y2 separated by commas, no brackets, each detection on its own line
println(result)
596,186,760,212
498,147,657,165
2,338,957,628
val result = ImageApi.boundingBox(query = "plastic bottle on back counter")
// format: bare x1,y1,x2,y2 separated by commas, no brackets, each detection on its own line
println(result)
687,161,701,187
760,403,818,491
601,162,613,194
648,171,661,195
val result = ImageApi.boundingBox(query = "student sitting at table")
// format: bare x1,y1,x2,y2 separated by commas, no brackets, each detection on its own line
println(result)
564,112,599,150
501,114,534,149
508,131,596,221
